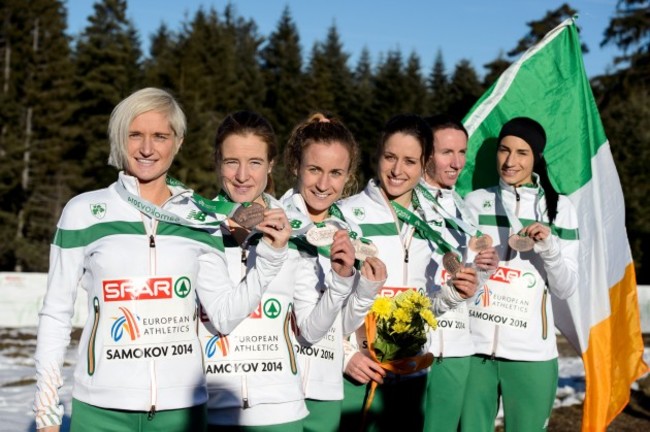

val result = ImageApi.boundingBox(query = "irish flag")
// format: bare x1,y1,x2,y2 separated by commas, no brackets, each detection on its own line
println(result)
456,17,648,431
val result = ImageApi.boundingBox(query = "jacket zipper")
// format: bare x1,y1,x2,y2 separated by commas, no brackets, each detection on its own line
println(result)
87,297,100,375
490,187,521,359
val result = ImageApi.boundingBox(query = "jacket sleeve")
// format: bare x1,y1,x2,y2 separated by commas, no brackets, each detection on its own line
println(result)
341,274,384,336
33,211,84,429
533,196,579,299
197,237,288,334
294,254,355,344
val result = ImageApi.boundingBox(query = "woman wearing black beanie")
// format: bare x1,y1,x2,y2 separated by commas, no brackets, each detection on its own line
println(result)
460,117,580,431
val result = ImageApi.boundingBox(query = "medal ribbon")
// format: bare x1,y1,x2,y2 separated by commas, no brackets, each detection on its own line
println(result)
496,187,526,235
390,199,457,255
115,177,225,228
415,184,483,237
165,177,237,216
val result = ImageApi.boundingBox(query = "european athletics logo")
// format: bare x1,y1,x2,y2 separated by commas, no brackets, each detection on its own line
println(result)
205,333,229,358
475,287,492,307
110,307,141,342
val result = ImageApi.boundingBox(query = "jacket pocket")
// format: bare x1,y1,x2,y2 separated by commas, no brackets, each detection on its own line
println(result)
88,297,100,375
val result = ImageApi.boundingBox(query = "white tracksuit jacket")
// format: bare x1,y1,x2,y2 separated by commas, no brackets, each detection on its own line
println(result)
33,172,287,429
199,194,356,426
280,189,383,402
417,180,475,358
464,178,579,361
339,180,465,373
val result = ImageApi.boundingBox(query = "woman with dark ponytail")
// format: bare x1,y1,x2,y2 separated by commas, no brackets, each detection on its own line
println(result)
461,117,579,431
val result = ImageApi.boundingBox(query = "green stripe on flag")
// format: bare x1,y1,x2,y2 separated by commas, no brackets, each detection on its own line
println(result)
458,19,607,197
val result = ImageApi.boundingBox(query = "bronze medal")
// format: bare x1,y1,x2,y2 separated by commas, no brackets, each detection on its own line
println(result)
508,234,534,252
468,234,493,252
353,239,378,261
231,202,265,229
306,224,338,247
442,252,462,276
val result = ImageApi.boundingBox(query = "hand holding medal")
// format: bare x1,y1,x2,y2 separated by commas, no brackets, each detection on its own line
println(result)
329,230,356,278
254,207,291,249
442,252,479,299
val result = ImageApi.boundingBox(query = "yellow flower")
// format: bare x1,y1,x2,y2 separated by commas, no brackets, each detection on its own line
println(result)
392,321,411,334
420,309,438,329
371,297,393,320
393,307,411,323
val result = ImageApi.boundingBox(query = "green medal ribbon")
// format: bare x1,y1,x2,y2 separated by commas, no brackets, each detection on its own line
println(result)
115,177,222,228
415,184,483,238
390,199,458,256
165,177,236,216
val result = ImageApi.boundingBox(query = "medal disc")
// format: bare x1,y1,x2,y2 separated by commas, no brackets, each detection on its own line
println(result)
442,252,462,276
508,234,534,252
353,239,378,261
232,202,265,229
306,224,338,247
468,234,493,252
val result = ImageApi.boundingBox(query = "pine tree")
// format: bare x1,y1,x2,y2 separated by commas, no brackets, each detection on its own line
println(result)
72,0,143,192
404,52,427,114
305,24,354,117
348,48,377,185
0,0,76,271
482,51,511,88
602,0,650,85
260,7,305,143
427,50,451,115
447,59,484,120
507,3,588,58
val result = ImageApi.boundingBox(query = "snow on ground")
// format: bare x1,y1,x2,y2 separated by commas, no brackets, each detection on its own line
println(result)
0,328,648,432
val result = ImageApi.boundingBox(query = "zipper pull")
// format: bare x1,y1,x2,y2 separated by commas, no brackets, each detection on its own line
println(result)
147,405,156,420
404,248,409,263
490,353,496,361
243,398,250,409
149,235,156,248
515,187,520,201
241,249,247,264
437,354,443,364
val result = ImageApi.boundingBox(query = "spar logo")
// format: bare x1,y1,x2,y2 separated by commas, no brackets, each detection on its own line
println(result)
111,307,141,341
474,286,493,307
205,333,229,358
488,267,521,284
378,287,414,298
103,277,175,301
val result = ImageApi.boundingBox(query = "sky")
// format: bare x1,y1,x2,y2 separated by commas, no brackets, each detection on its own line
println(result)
64,0,621,78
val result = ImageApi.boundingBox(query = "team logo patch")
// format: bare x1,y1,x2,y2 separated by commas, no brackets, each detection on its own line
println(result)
352,207,365,220
290,219,302,229
90,203,106,219
111,307,141,341
263,298,281,319
482,200,493,209
205,333,229,358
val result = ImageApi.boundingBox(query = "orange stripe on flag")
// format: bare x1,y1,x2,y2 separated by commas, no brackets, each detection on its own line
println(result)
581,263,649,431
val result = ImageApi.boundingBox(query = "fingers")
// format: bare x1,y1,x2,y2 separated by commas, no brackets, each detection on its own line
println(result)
345,352,386,384
452,267,479,298
258,209,290,248
474,247,499,270
522,222,550,242
330,230,355,277
361,257,387,281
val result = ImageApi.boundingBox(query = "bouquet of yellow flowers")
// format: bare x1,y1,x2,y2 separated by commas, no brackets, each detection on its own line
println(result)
368,289,438,363
361,290,438,426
